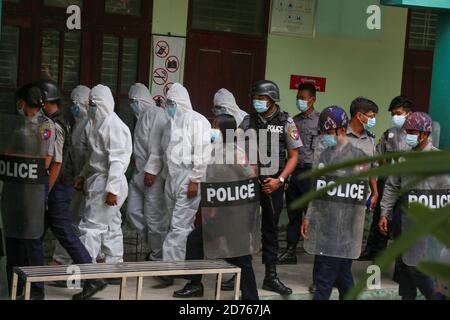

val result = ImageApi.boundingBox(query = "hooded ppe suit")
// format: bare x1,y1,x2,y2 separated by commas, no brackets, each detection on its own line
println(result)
159,83,211,261
53,85,91,264
213,89,248,127
78,85,132,264
126,83,169,261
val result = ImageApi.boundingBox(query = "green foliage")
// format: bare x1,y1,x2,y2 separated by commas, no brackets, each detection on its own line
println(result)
290,149,450,300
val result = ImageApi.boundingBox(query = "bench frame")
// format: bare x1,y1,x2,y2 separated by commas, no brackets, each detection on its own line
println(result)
11,261,242,301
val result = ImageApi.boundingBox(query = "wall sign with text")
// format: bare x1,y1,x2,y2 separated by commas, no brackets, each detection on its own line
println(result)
290,75,327,92
270,0,317,38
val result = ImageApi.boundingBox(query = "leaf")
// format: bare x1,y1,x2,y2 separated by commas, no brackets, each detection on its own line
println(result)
290,152,450,211
345,204,450,300
299,151,450,180
406,204,450,247
417,262,450,283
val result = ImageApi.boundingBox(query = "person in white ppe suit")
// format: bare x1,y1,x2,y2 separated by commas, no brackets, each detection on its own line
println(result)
127,83,169,261
154,83,211,285
52,85,91,266
212,88,248,127
74,85,132,269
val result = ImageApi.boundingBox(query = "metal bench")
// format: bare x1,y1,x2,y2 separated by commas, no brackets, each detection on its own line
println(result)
12,260,241,301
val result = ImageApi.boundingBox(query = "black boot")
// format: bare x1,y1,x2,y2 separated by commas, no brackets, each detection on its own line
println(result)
221,275,236,291
72,279,108,300
173,282,204,298
277,245,298,265
262,264,292,296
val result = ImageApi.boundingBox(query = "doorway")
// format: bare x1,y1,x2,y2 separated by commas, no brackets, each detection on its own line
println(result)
184,0,271,118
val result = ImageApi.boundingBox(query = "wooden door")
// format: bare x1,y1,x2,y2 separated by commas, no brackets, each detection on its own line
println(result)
401,9,436,112
184,0,270,118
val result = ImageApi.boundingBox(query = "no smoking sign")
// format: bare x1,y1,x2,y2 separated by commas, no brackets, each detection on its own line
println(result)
153,68,169,86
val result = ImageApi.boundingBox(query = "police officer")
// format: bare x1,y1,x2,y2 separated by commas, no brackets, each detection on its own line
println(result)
379,112,444,300
237,80,302,296
346,97,380,211
359,96,414,261
278,83,320,265
3,85,55,300
173,114,259,300
301,106,370,300
34,79,107,299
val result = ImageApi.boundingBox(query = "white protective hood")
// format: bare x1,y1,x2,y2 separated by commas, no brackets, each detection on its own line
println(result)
214,88,248,126
164,83,211,183
71,85,91,119
166,83,193,116
128,83,156,116
89,84,115,125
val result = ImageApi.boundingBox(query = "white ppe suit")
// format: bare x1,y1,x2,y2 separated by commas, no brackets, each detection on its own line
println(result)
159,83,211,261
78,85,132,264
126,83,169,261
214,89,248,127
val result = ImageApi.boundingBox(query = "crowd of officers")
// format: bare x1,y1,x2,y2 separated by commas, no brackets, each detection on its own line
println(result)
2,78,448,301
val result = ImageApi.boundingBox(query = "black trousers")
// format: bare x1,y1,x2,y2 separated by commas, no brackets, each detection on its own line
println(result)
185,227,259,301
398,260,436,300
261,186,285,265
4,179,49,296
284,167,313,247
43,183,91,264
5,237,45,295
313,255,354,300
364,179,389,256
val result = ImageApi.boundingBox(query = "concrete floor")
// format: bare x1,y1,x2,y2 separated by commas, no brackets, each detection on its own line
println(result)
43,252,400,301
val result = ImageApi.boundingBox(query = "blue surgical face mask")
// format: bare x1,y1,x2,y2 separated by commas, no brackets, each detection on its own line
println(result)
406,134,419,148
392,115,406,129
166,103,177,118
323,135,337,148
364,117,376,130
130,101,140,116
88,105,97,120
211,129,222,143
296,99,309,113
253,100,269,114
71,104,81,118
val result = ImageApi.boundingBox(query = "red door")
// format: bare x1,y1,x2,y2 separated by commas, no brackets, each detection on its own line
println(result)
184,0,270,119
401,50,434,113
401,10,435,112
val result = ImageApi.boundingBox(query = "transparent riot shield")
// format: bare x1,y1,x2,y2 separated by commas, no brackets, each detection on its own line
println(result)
401,182,450,267
0,114,48,240
436,248,450,297
303,143,370,259
201,143,261,259
0,188,7,300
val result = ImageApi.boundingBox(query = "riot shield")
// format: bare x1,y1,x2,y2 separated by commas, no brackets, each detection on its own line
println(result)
401,179,450,267
0,186,7,300
201,144,261,259
437,248,450,297
0,114,48,240
304,143,370,259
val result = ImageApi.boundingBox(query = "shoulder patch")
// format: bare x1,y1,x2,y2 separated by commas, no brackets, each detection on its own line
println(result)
288,123,301,141
39,122,53,141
